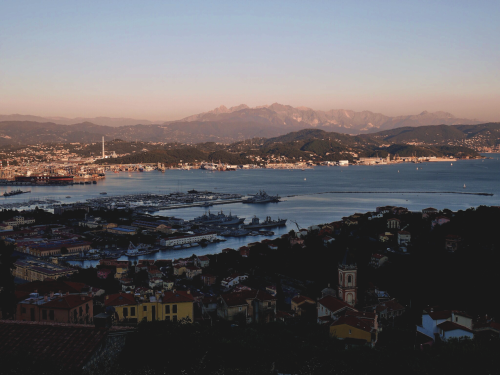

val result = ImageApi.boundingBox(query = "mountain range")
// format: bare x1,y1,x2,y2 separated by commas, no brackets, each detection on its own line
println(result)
171,103,482,134
0,103,482,135
0,120,498,148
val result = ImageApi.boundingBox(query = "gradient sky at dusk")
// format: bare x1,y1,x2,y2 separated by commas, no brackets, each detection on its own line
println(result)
1,1,499,121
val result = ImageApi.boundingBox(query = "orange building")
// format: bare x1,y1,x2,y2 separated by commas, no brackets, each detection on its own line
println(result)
17,293,93,324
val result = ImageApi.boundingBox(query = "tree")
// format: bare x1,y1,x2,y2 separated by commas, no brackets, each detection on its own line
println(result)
60,247,68,255
0,240,17,319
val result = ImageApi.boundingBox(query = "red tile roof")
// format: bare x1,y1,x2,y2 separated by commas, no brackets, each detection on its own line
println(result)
345,310,377,320
437,321,473,333
318,296,354,314
331,316,372,333
291,295,315,305
221,289,276,306
104,293,137,307
16,280,87,295
161,291,194,303
0,320,121,370
427,310,452,320
41,295,92,309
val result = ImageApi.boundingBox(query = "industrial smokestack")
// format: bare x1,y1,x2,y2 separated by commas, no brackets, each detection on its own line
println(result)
102,136,105,158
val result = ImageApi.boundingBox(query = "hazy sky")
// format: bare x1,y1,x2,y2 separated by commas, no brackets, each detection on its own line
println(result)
1,1,499,121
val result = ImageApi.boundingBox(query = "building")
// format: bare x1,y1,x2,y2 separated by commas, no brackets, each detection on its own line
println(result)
432,216,451,228
13,259,77,282
370,254,388,268
130,220,172,233
24,239,92,257
217,289,276,324
422,207,439,218
397,231,411,245
201,273,217,286
417,308,474,344
104,290,194,323
99,259,130,279
0,321,129,373
338,262,357,307
16,293,93,324
194,255,210,268
107,226,137,235
374,299,405,319
317,295,357,324
445,235,462,252
330,315,377,345
0,223,13,231
3,215,35,227
387,218,401,229
160,232,217,247
291,295,316,317
221,273,248,289
185,266,202,279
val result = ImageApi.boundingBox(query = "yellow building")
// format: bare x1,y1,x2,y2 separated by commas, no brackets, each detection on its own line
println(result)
105,290,194,323
329,316,375,344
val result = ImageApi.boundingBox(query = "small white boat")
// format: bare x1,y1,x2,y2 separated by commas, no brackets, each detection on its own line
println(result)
463,184,466,188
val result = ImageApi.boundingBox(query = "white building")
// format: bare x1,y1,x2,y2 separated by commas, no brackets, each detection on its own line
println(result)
3,216,35,227
160,232,217,247
221,274,248,288
417,308,474,342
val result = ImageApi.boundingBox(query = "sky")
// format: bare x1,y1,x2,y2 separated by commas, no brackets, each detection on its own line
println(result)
1,0,499,121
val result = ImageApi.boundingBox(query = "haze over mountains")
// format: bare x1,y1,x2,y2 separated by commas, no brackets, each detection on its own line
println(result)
1,103,482,135
172,103,482,134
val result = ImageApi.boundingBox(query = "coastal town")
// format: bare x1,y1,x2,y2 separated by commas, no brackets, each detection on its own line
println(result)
1,128,495,186
1,195,499,372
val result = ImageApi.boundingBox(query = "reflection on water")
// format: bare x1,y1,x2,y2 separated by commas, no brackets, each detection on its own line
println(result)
3,157,498,267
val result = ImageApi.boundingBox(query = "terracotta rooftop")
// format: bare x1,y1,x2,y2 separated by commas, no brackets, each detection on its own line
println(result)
16,280,87,295
291,295,315,305
104,293,137,307
331,316,372,333
161,290,194,304
437,321,474,333
318,295,354,314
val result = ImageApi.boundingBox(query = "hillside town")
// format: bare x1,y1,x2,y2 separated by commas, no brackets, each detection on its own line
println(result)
1,201,499,373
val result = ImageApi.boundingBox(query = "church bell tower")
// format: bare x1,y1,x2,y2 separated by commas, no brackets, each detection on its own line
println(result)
338,252,357,307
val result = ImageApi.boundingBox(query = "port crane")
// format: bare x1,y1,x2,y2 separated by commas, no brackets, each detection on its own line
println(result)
290,220,302,232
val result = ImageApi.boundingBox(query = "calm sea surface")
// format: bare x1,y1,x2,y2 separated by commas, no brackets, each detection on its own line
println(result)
3,155,499,266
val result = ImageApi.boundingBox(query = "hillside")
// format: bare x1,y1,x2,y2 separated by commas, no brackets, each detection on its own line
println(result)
100,127,479,166
171,104,482,134
2,104,483,136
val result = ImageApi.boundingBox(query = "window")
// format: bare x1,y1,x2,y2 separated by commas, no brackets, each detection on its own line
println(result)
143,305,148,312
165,316,170,321
348,275,352,284
172,315,177,322
123,307,128,317
49,310,54,320
42,310,47,320
86,304,89,314
79,306,83,317
268,302,272,308
239,307,242,311
165,305,170,314
456,317,458,322
349,330,352,334
131,307,136,316
172,305,177,314
21,307,26,314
